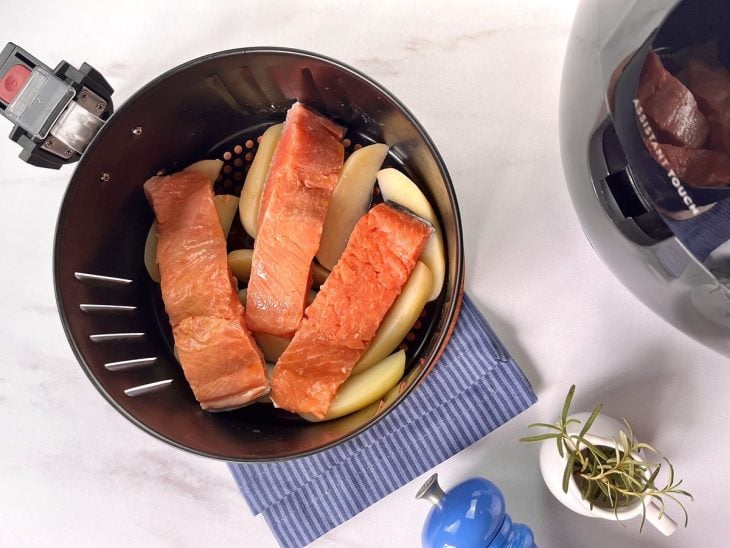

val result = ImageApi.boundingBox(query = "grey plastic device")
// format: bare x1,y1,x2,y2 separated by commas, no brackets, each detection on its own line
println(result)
0,42,113,168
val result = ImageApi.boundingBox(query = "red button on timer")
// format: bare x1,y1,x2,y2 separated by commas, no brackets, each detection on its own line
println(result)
0,64,31,104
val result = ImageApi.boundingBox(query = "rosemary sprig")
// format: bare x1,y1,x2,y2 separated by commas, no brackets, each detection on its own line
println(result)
520,385,693,531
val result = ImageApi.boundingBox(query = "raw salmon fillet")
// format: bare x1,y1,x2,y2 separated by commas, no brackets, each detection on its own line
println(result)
246,103,345,336
637,51,709,148
270,203,433,418
144,171,269,411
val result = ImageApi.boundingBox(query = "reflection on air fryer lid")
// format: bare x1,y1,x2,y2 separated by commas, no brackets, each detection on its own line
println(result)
637,47,730,189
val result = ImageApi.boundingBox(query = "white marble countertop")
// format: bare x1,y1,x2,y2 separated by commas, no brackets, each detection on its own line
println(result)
1,1,728,546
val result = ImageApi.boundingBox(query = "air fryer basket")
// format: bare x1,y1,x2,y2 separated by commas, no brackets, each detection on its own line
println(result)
53,48,464,461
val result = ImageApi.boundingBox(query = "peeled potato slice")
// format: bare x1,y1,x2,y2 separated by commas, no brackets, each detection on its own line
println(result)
254,332,292,363
182,159,224,184
214,195,239,237
311,262,330,288
377,168,445,301
228,249,253,283
381,378,406,408
352,261,432,375
239,123,284,238
232,304,282,403
241,286,299,363
256,363,276,404
369,377,408,418
144,222,161,283
307,289,317,305
242,284,305,362
316,143,389,270
300,350,406,422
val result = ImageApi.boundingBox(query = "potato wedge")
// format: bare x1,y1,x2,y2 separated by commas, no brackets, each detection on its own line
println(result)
316,143,389,270
239,123,284,238
214,194,239,238
311,262,330,288
256,363,275,404
352,261,432,375
182,159,224,184
332,398,382,428
254,332,292,363
144,222,161,283
300,350,406,422
242,287,291,365
380,378,406,408
228,249,254,283
237,296,284,402
377,168,445,301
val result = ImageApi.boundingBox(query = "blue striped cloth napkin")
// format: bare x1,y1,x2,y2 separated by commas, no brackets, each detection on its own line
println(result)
228,295,536,547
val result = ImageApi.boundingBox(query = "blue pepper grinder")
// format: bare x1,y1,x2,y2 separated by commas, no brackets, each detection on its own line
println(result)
416,473,536,548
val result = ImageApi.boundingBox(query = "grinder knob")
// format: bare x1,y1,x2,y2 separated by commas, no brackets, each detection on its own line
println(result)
417,473,537,548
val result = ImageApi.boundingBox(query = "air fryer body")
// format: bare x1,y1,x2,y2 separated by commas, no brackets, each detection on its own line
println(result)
561,0,730,357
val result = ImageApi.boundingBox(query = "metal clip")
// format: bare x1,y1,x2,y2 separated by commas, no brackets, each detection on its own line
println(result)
41,86,105,158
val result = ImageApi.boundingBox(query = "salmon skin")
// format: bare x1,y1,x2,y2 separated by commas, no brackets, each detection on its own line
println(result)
144,171,269,411
246,102,345,337
270,203,433,418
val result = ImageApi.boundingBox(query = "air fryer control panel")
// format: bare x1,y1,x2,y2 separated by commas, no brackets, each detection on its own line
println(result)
0,43,114,169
